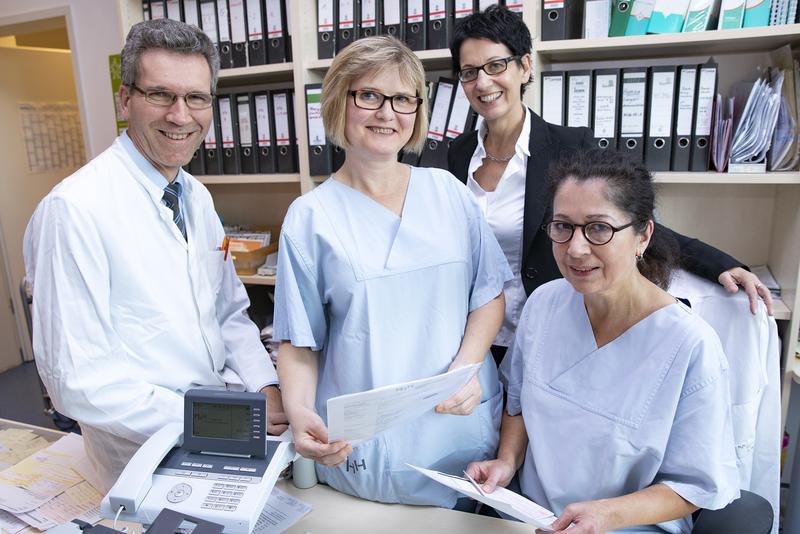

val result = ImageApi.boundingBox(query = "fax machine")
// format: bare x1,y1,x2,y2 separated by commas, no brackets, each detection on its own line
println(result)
100,389,293,534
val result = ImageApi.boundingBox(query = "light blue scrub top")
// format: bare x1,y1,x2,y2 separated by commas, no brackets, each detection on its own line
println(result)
502,279,740,533
274,166,514,507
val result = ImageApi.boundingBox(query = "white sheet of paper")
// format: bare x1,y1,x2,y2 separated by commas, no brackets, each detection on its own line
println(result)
327,363,482,444
407,464,557,531
0,508,27,534
253,488,312,534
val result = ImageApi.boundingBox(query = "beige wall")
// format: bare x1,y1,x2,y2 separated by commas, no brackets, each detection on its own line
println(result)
0,46,80,365
1,0,128,160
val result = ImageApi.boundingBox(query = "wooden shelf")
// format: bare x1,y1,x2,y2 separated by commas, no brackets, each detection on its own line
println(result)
308,48,452,72
774,298,792,321
217,62,294,86
652,172,800,185
239,274,276,286
535,24,800,62
197,174,301,185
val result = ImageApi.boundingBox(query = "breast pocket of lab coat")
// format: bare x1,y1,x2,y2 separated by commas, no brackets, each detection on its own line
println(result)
204,250,225,295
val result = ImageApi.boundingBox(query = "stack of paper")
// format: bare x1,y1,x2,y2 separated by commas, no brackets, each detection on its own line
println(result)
711,94,735,171
0,428,50,471
769,46,800,171
0,433,102,533
228,231,272,252
729,74,782,167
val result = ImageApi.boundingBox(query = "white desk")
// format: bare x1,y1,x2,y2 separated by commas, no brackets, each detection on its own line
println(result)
0,419,530,533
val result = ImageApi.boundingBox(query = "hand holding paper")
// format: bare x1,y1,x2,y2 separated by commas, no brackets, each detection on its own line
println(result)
407,464,557,531
327,363,482,444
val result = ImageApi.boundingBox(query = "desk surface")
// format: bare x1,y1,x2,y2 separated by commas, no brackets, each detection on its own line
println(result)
0,419,530,533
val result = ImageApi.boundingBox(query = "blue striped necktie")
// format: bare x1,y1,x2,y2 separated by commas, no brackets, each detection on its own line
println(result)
162,181,187,241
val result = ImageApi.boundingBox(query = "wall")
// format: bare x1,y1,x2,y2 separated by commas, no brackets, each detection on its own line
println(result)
1,0,127,160
0,46,81,363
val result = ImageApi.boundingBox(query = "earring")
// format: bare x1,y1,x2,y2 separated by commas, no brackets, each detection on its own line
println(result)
635,251,644,262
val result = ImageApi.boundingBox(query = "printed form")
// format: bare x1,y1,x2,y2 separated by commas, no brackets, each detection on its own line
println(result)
327,363,482,444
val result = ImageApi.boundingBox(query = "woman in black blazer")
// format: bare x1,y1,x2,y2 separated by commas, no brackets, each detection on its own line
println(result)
447,6,772,362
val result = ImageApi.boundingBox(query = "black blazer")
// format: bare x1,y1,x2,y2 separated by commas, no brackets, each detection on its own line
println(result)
447,111,741,296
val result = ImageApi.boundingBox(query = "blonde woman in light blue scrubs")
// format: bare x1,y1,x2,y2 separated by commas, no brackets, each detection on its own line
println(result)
273,36,513,508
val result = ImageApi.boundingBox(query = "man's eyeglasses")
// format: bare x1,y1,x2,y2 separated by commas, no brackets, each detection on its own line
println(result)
457,56,521,83
543,220,641,246
349,90,423,114
129,84,214,110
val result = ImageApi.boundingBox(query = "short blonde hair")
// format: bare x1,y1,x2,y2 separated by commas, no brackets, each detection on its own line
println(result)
321,36,428,155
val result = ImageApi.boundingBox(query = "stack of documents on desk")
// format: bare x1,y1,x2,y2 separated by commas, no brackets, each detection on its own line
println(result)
0,433,101,533
327,363,482,444
0,428,50,471
408,465,557,531
729,74,783,168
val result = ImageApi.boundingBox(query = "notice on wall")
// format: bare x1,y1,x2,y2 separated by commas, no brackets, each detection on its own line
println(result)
18,102,85,174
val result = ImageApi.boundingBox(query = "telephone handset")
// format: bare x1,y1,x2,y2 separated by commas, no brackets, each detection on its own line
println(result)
106,422,183,513
100,390,294,534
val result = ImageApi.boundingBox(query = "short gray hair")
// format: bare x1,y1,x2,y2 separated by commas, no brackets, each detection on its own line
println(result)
121,18,220,92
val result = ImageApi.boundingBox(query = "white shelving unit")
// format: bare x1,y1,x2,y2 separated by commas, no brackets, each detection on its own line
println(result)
118,1,800,428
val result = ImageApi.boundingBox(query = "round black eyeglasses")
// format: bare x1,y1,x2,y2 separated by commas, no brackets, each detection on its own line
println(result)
543,220,641,246
348,90,423,114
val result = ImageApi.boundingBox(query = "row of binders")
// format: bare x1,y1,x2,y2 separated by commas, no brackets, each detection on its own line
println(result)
542,0,799,41
317,0,521,59
304,79,479,175
142,0,292,67
184,90,298,176
541,60,720,172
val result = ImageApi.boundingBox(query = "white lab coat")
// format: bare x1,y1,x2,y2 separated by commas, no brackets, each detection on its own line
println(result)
274,169,513,507
503,279,740,533
23,134,277,491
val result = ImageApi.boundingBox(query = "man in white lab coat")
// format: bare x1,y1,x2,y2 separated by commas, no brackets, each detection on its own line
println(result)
23,18,287,491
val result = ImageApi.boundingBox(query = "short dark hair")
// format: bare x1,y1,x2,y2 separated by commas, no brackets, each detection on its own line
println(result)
546,149,678,289
121,18,220,92
450,5,532,95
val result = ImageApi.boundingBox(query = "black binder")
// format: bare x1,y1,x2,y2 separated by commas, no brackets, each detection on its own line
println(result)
541,0,583,41
245,0,266,65
216,0,234,68
253,91,277,173
272,90,297,173
337,0,359,52
186,144,206,175
453,0,474,23
540,70,566,126
360,0,382,36
150,0,167,18
166,0,183,20
644,65,677,171
383,0,405,41
426,0,453,50
619,67,648,164
285,0,293,61
218,95,241,174
266,0,288,63
199,0,221,62
305,84,332,175
333,145,346,171
592,68,620,150
203,99,224,175
182,0,200,26
566,69,592,129
236,94,258,173
317,0,337,59
444,82,474,152
671,64,699,172
228,0,248,67
419,78,456,169
405,0,426,51
690,59,718,172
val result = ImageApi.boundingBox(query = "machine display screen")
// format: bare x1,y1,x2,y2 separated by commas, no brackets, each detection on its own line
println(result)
192,402,251,441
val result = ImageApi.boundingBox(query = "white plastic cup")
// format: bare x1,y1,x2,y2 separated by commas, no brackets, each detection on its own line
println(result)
292,456,317,489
